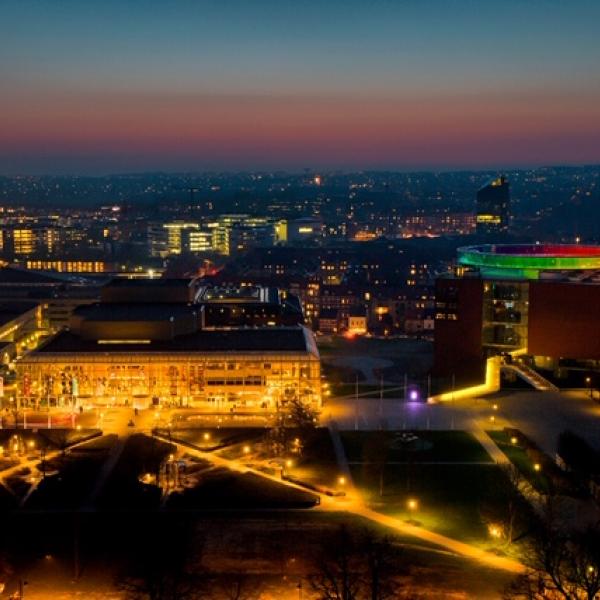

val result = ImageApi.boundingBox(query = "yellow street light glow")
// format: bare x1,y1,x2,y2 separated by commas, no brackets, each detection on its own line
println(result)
407,498,418,511
492,404,498,411
285,459,293,468
28,440,35,449
243,445,250,454
488,524,502,539
489,415,495,422
534,463,541,472
203,432,211,441
169,454,174,461
510,436,518,445
338,476,346,486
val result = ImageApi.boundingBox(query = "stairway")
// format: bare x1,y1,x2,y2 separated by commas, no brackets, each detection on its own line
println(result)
502,362,559,392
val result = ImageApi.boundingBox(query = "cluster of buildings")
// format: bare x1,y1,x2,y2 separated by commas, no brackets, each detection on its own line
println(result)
147,215,324,258
209,241,443,337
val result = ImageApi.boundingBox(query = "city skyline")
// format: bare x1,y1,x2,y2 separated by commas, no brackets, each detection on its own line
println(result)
2,0,600,174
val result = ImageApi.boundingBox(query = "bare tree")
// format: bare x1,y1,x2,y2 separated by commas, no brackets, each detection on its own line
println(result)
481,463,525,545
116,519,209,600
210,574,262,600
361,531,402,600
505,525,600,599
309,525,403,600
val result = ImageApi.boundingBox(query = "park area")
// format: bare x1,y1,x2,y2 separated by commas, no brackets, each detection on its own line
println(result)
341,430,532,549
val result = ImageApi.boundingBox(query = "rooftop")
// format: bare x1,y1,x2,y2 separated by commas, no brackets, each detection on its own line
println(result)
457,244,600,279
104,278,194,288
72,303,197,322
30,326,316,356
0,301,39,327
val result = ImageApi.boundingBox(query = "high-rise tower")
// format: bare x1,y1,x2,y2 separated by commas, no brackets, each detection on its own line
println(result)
475,175,510,234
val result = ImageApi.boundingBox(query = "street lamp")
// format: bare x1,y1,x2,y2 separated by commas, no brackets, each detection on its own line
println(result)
407,498,418,512
338,476,346,486
534,463,541,472
488,524,502,539
243,445,251,455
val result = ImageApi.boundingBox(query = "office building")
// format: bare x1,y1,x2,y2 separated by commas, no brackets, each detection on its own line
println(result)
475,176,510,234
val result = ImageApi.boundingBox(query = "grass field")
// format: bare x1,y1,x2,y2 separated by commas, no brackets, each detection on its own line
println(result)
26,436,116,509
344,430,530,547
167,469,318,510
341,430,493,463
99,433,175,510
486,430,551,493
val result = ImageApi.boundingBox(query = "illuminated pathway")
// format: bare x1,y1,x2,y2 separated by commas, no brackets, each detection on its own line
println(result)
337,503,524,573
156,434,525,575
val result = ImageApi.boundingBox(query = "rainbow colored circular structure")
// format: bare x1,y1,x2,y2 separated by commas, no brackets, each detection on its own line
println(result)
457,244,600,279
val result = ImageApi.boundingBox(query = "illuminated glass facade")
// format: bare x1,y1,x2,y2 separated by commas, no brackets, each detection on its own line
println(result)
18,349,321,411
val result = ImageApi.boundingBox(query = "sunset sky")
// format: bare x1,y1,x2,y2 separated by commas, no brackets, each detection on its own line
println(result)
1,0,599,174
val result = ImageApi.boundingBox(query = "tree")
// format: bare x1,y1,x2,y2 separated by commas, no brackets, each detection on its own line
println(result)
116,519,209,600
505,523,600,599
309,525,363,600
309,525,403,600
287,397,319,434
210,574,262,600
481,464,525,545
269,398,318,457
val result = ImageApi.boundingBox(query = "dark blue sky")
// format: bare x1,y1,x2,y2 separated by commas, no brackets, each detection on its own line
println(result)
1,0,599,174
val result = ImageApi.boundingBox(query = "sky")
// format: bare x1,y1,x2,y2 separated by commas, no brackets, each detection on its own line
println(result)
1,0,600,175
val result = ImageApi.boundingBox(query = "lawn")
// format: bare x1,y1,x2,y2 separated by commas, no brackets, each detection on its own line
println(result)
99,433,175,510
25,436,115,509
486,430,551,493
167,468,318,510
341,430,493,463
351,461,531,547
343,430,530,547
283,428,342,491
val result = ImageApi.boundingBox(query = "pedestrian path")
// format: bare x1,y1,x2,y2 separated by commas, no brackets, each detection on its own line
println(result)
469,420,509,464
155,432,525,574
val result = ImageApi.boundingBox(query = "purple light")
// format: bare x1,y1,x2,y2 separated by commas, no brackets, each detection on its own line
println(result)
409,390,419,401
